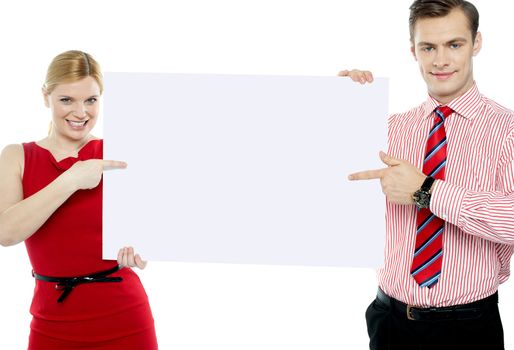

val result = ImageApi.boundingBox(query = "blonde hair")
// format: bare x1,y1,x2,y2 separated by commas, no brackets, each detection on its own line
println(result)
43,50,103,94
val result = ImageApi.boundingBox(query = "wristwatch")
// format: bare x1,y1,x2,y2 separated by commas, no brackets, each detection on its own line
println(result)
412,176,436,209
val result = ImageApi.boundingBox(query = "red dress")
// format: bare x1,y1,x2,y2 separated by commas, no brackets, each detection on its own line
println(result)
22,139,158,349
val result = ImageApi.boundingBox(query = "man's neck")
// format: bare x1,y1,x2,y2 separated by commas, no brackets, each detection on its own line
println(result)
428,80,476,106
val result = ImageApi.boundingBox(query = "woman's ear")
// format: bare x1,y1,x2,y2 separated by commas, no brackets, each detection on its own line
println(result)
42,87,50,108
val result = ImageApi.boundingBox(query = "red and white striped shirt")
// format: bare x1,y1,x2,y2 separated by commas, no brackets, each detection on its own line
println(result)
378,83,514,307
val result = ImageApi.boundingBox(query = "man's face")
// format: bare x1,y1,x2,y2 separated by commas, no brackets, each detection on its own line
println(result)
411,8,481,104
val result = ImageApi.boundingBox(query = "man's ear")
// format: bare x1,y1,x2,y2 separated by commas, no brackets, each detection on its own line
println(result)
473,31,482,56
42,87,50,108
411,43,418,61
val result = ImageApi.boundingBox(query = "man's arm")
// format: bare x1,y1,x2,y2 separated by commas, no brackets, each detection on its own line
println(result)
429,128,514,244
430,172,514,245
349,139,514,245
338,69,374,84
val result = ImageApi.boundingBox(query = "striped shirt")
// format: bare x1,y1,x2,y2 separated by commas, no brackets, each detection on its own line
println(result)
378,83,514,307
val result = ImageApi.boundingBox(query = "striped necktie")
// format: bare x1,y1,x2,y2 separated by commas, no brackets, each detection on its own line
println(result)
410,106,452,288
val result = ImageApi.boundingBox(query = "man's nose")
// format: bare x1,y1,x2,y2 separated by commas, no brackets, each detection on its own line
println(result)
432,47,450,68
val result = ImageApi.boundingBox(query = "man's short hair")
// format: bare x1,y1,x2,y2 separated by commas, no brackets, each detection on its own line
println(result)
409,0,479,42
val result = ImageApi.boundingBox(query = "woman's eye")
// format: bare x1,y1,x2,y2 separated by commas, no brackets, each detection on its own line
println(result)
86,97,97,104
60,98,71,103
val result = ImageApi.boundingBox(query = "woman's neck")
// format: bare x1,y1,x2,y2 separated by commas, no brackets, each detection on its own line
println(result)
40,133,95,159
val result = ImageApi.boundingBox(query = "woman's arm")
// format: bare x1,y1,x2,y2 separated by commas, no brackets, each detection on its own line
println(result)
0,144,77,246
0,144,126,246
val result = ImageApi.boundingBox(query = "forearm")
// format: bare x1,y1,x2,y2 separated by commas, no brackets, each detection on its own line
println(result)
0,173,77,246
431,180,514,244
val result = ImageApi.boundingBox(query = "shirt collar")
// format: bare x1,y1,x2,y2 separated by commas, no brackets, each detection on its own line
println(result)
422,82,483,120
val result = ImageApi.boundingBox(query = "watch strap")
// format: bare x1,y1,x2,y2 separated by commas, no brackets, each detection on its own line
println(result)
420,176,435,192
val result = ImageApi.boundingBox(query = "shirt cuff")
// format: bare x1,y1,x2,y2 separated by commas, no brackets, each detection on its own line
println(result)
430,180,467,225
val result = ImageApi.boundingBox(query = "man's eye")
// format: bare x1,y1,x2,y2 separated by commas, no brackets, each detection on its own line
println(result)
423,47,434,52
450,43,461,49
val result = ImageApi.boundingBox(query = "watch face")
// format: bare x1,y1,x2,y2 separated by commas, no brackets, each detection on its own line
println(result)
413,190,430,209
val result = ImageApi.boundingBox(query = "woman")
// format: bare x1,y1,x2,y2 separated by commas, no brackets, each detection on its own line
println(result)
0,50,158,349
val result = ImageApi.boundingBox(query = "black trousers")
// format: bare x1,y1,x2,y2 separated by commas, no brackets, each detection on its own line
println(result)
365,292,504,350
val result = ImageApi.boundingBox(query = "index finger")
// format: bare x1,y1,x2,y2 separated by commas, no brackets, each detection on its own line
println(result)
103,159,128,170
338,69,350,77
348,168,386,181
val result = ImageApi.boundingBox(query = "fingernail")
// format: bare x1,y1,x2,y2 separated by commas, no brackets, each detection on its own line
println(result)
348,175,354,180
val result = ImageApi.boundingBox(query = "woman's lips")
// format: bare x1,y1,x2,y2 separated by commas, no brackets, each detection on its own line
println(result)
66,119,88,130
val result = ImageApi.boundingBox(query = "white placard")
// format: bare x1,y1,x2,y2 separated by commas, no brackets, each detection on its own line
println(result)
103,73,388,267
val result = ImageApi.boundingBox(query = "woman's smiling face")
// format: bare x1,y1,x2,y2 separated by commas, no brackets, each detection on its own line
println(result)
44,76,101,141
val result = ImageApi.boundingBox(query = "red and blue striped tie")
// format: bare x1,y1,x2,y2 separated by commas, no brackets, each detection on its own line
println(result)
410,106,452,288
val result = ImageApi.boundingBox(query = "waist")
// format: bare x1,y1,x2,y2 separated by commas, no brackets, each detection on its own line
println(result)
32,264,123,303
377,244,509,306
376,287,498,321
29,267,150,323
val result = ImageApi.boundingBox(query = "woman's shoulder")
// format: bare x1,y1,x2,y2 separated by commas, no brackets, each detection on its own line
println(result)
1,144,24,160
0,144,24,177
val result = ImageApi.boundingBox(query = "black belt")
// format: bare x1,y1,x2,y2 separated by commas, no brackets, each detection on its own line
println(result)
32,265,123,303
376,287,498,321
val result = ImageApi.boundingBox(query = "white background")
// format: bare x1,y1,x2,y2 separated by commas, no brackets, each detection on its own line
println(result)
0,0,513,349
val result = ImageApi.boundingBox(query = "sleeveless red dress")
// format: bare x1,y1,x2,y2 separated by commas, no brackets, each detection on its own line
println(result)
22,139,158,349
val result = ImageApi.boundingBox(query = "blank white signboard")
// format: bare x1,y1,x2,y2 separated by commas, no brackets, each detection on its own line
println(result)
103,73,388,267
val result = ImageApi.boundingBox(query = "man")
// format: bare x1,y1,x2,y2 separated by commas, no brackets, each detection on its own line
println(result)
340,1,514,349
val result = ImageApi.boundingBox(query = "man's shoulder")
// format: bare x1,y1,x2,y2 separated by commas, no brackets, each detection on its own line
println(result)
481,96,514,117
388,102,427,125
479,96,514,135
